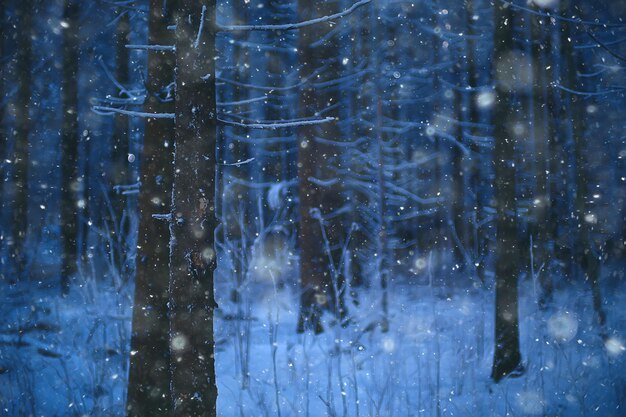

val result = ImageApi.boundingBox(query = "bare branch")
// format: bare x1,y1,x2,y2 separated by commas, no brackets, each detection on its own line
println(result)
219,0,371,31
92,105,175,119
218,117,335,129
125,44,175,52
586,30,626,62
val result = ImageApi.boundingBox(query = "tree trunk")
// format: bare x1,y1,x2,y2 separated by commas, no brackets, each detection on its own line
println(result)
451,71,466,267
297,1,348,333
112,9,130,190
0,1,5,210
562,2,607,334
169,0,218,415
60,0,80,293
531,11,554,307
491,1,523,382
11,0,33,275
107,6,131,265
465,0,489,284
125,1,176,415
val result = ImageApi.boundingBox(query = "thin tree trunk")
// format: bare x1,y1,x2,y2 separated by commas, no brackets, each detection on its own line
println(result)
375,96,389,331
112,9,130,189
111,7,131,216
125,1,176,415
562,3,607,334
466,0,488,283
531,12,554,307
0,1,5,207
169,1,218,415
60,0,80,293
491,0,523,382
347,2,371,296
11,0,33,274
451,71,466,266
104,7,132,278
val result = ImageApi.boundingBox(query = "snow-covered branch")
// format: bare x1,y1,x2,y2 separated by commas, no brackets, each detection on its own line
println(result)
220,158,255,167
218,96,268,107
92,106,175,119
308,177,339,187
219,0,371,31
553,83,621,97
125,44,175,52
218,117,335,129
500,0,626,28
194,5,207,49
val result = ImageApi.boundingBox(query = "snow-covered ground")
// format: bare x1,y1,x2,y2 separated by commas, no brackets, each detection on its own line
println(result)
0,281,132,417
215,269,625,417
1,261,624,416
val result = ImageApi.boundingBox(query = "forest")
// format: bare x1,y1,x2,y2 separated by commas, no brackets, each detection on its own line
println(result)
0,0,625,416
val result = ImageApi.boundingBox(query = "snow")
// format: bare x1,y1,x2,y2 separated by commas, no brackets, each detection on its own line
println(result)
0,258,624,416
211,269,625,416
0,280,132,416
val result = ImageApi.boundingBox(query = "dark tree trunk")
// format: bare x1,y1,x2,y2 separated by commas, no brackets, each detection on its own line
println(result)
104,7,132,278
60,0,80,293
491,1,523,383
561,3,607,334
112,9,130,189
125,1,176,415
0,1,5,208
297,1,348,333
103,9,134,264
530,11,554,307
168,0,218,415
347,2,371,296
296,36,325,333
11,0,33,274
451,73,466,266
465,0,488,283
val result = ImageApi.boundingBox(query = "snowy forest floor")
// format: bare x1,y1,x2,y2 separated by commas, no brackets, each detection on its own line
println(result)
0,262,625,417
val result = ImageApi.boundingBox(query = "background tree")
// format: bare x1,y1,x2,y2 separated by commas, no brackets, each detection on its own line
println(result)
60,0,80,293
168,0,219,414
563,2,607,334
10,0,33,275
0,1,5,216
491,0,523,382
126,1,176,415
296,1,350,333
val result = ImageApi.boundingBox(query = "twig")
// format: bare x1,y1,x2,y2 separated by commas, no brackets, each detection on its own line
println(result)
220,0,371,31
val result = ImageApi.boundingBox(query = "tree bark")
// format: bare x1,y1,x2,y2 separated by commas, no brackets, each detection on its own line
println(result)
125,1,176,415
60,0,80,293
297,1,348,333
491,0,523,382
112,9,130,190
11,0,33,274
0,1,5,211
465,0,489,283
530,9,555,307
562,2,607,334
168,0,218,415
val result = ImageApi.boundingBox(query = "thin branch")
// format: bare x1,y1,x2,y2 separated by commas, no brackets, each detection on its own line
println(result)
308,177,339,187
92,105,175,119
217,64,327,91
553,83,621,97
218,117,335,129
125,44,175,51
219,0,371,31
586,30,626,62
218,95,268,106
221,158,255,167
194,5,207,49
500,0,626,28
